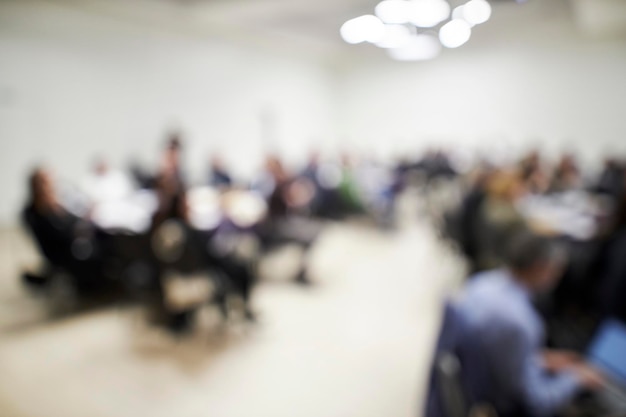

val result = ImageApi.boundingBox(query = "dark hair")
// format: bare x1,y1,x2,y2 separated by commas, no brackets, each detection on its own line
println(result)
27,167,44,204
504,231,566,271
167,133,182,151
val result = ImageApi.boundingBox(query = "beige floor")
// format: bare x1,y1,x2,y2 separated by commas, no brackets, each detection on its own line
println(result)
0,212,465,417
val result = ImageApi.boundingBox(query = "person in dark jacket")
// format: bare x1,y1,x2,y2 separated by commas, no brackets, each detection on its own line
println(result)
22,167,104,293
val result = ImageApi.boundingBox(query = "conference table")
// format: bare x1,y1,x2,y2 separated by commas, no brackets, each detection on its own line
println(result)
517,190,611,241
89,187,268,234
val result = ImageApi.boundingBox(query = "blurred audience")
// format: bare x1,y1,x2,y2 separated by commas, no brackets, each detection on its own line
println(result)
18,133,626,394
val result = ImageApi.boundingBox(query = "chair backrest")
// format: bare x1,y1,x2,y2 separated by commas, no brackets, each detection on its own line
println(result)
426,302,497,417
151,219,207,272
434,351,468,417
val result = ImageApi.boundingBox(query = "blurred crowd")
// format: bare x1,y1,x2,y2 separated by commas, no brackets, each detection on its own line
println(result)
444,150,626,327
429,150,626,417
21,133,403,332
18,132,626,416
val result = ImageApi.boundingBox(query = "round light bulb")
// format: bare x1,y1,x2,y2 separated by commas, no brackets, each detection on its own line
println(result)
375,0,411,24
451,5,465,20
340,15,385,44
462,0,491,25
439,19,472,48
408,0,451,28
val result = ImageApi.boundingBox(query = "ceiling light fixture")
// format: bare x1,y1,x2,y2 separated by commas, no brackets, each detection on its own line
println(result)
375,24,413,48
340,0,494,61
375,0,411,24
408,0,451,28
387,34,442,61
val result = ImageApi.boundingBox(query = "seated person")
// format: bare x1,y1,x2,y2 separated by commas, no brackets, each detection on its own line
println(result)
597,192,626,322
475,169,529,271
150,181,256,330
550,155,583,193
159,132,186,195
594,158,624,200
22,167,106,294
255,156,319,285
519,152,550,195
426,232,604,417
449,166,493,273
207,155,233,189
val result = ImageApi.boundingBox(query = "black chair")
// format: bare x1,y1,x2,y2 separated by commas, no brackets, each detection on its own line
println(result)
426,303,498,417
434,351,468,417
151,219,254,330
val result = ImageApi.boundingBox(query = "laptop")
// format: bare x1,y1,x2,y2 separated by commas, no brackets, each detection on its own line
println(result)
586,319,626,413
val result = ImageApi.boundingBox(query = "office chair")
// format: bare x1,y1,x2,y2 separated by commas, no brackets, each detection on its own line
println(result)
435,351,499,417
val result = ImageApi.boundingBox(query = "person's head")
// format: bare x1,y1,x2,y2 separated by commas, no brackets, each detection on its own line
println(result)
93,156,109,176
152,182,189,227
523,150,540,165
504,231,567,293
28,166,56,211
265,155,287,181
167,132,182,151
486,169,526,202
164,132,182,165
210,154,225,170
557,153,578,173
308,150,320,166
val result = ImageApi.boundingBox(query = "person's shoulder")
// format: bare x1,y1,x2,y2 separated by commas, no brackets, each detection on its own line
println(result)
462,271,531,323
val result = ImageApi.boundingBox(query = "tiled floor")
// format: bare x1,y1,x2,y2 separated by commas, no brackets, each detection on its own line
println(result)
0,213,465,417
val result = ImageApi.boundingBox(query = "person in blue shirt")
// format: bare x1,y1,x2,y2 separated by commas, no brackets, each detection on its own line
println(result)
427,232,604,417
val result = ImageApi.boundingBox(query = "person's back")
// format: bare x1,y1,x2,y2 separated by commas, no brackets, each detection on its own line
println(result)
457,269,572,416
22,168,80,268
475,170,527,270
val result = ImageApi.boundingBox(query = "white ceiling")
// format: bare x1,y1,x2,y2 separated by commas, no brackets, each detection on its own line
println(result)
34,0,626,61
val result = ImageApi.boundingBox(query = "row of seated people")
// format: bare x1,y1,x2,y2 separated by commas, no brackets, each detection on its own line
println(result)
445,153,626,327
131,138,398,224
429,152,626,416
20,134,409,332
23,167,259,332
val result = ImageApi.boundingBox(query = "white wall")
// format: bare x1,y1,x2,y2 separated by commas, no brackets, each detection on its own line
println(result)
0,0,337,225
3,0,626,226
337,37,626,167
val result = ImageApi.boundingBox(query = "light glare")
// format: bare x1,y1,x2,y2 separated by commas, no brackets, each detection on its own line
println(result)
462,0,492,25
439,19,471,48
375,24,413,49
375,0,411,24
387,34,442,61
451,5,465,20
340,15,385,44
408,0,451,28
